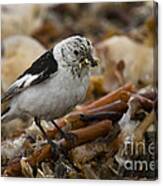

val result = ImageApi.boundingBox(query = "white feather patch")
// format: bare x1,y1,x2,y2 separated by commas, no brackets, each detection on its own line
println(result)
24,74,38,87
15,74,38,88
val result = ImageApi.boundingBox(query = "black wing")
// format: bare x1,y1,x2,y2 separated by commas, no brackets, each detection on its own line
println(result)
1,48,58,103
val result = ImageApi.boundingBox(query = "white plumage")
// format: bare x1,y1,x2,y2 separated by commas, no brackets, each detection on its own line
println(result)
8,63,89,121
2,36,97,124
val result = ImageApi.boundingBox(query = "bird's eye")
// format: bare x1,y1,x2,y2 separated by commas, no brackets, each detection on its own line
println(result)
87,40,90,46
74,50,79,56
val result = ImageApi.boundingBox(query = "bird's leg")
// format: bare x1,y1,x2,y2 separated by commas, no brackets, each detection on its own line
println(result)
34,117,59,160
51,120,77,145
50,120,79,169
34,117,49,140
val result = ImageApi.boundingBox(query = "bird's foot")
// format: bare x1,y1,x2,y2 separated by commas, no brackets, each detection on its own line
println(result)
47,139,60,160
62,132,77,146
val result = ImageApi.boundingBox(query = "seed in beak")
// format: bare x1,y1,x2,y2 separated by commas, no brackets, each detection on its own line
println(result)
84,59,90,65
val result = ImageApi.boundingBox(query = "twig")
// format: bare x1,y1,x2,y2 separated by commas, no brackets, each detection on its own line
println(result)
134,94,154,112
60,119,113,149
47,100,128,134
3,120,112,177
134,110,155,142
104,110,156,159
78,82,134,111
80,111,123,123
86,100,128,114
140,91,157,101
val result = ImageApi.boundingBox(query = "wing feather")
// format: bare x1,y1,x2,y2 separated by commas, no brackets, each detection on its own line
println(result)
1,49,58,103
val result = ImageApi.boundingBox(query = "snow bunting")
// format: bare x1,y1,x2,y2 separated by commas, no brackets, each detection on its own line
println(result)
1,35,98,145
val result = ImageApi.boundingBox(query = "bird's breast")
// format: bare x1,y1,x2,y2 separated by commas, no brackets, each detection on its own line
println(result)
43,69,90,119
15,68,90,120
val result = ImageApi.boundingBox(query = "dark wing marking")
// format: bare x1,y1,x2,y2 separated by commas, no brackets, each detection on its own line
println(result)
18,48,57,83
1,49,58,103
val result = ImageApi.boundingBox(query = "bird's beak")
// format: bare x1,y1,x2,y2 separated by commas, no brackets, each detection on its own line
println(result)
85,54,98,67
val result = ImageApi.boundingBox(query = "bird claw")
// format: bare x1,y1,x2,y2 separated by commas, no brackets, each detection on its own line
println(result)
48,139,60,160
62,132,77,146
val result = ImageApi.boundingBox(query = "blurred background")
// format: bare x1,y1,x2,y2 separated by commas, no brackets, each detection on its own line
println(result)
1,2,156,93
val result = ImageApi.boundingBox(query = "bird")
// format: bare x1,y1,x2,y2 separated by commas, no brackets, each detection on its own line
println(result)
1,35,98,152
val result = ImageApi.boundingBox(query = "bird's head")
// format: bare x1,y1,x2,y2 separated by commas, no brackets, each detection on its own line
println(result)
53,35,98,69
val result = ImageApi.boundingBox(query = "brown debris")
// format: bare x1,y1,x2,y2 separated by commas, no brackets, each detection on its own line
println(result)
2,82,157,179
3,120,112,176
